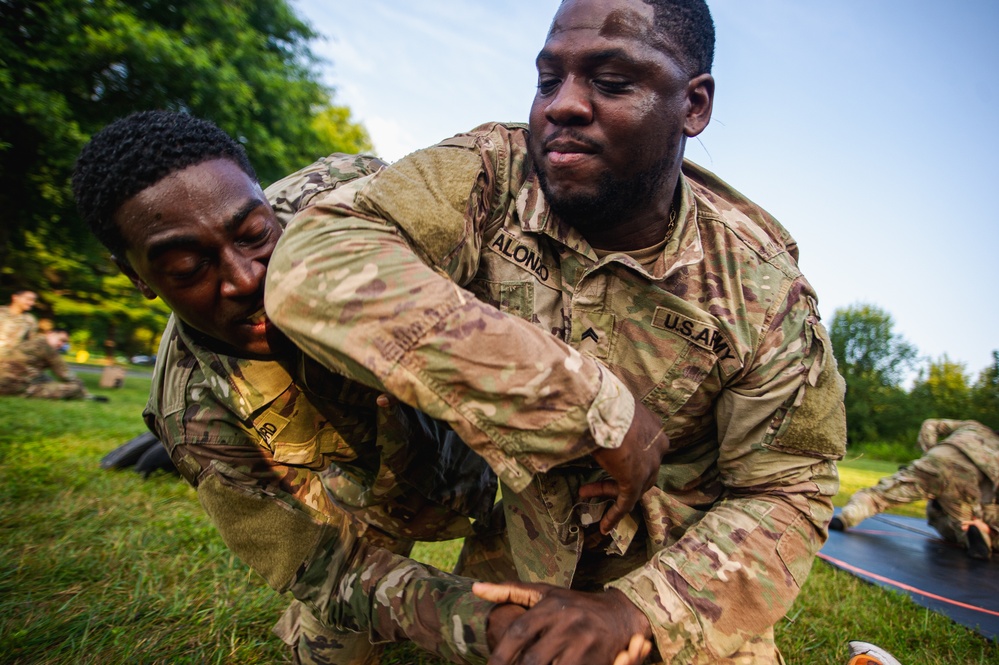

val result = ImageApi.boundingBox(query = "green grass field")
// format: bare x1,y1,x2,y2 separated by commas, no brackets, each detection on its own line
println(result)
1,374,995,664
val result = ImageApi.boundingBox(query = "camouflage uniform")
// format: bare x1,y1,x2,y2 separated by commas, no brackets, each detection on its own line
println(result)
0,334,88,399
144,154,500,665
0,306,38,357
266,122,848,664
839,419,999,552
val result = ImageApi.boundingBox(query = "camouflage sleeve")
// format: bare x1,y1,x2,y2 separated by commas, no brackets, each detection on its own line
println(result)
265,129,635,493
264,153,388,228
44,344,78,383
608,286,847,661
149,419,492,664
917,419,964,451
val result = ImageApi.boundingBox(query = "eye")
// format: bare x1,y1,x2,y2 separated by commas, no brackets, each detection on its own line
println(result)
164,258,209,282
537,75,561,96
593,77,633,94
236,221,273,248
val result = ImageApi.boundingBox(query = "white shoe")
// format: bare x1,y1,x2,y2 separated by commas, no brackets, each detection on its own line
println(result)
847,641,902,665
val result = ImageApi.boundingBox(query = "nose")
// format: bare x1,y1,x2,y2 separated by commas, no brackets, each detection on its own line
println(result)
544,77,593,126
220,250,266,298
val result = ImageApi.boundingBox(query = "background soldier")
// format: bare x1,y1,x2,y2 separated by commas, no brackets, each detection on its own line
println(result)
0,289,39,357
0,329,101,400
832,419,999,560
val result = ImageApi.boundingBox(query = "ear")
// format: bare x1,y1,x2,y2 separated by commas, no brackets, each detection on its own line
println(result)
684,73,714,138
114,256,158,301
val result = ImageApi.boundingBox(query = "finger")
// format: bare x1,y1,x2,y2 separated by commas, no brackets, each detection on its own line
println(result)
612,634,653,665
473,582,544,608
600,486,639,534
579,479,619,500
375,393,392,408
628,634,645,660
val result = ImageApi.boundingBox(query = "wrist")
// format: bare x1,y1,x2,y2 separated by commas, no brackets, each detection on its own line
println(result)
607,587,652,639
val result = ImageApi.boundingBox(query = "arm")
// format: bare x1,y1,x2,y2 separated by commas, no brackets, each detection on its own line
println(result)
44,344,80,384
265,131,639,494
145,327,494,663
178,436,493,663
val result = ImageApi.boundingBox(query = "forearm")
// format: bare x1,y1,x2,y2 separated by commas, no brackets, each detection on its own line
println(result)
292,539,493,664
267,212,634,491
184,443,491,663
608,481,833,660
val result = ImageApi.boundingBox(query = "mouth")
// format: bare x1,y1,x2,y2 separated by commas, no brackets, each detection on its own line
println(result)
542,133,600,168
240,305,271,332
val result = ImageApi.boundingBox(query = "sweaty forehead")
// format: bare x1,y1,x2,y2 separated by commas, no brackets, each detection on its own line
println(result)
549,0,662,45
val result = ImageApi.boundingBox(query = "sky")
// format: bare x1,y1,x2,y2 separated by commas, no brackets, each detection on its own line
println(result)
293,0,999,378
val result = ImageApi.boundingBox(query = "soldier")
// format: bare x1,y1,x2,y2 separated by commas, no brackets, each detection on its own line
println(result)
0,289,39,357
72,111,658,665
0,329,98,400
265,0,848,663
832,419,999,560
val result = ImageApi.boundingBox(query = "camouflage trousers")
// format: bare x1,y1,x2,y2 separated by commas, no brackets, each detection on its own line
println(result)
0,376,88,400
275,506,516,665
839,444,998,551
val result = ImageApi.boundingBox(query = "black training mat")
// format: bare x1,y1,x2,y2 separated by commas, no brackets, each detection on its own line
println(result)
819,511,999,640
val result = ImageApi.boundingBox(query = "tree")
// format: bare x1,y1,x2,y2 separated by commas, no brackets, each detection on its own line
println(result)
909,355,973,422
829,303,920,444
971,351,999,429
0,0,370,355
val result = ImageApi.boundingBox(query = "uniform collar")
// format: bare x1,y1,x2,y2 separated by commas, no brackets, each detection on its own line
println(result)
515,164,705,280
174,318,295,421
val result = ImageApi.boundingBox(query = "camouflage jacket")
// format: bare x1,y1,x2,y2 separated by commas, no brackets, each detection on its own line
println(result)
267,123,848,663
143,154,495,664
918,419,999,486
0,307,38,357
0,333,77,392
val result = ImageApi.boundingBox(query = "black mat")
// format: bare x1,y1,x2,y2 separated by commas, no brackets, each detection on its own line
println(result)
818,511,999,640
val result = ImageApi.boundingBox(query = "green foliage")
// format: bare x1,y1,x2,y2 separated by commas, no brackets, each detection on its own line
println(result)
970,351,999,429
829,303,920,444
830,302,998,445
909,355,975,423
0,0,370,355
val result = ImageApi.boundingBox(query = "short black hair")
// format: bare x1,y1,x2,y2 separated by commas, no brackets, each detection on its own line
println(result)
72,110,256,260
643,0,715,74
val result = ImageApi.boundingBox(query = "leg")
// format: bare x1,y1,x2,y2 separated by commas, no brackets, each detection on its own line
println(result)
25,379,88,400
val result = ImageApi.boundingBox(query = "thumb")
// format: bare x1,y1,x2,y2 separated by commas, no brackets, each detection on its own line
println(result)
473,582,545,608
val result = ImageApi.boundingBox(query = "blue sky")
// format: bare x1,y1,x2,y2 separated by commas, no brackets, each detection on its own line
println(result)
294,0,999,378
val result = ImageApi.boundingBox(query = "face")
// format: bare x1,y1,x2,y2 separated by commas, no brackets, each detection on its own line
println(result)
114,159,285,358
12,291,37,312
528,0,713,233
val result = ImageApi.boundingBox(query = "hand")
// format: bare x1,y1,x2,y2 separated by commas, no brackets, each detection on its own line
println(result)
375,393,397,408
474,581,653,665
961,518,991,535
587,402,669,534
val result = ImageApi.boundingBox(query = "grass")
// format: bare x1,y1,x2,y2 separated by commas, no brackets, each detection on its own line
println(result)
0,376,994,664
